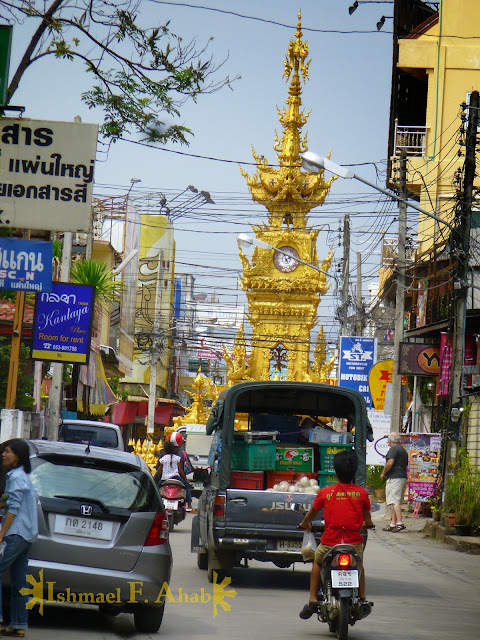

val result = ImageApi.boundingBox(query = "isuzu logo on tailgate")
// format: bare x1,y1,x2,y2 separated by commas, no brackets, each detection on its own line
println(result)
271,502,310,510
80,505,92,516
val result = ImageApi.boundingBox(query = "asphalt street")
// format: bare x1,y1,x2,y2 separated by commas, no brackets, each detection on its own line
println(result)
11,510,480,639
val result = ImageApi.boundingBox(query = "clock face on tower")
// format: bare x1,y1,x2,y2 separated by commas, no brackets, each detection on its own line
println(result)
273,246,300,273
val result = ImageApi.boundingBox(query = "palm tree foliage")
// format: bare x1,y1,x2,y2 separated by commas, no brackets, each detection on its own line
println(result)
70,259,124,305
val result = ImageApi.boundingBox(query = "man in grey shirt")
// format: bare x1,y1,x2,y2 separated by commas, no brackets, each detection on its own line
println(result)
381,432,408,532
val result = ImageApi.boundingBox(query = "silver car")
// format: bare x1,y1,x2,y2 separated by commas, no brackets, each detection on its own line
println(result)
26,440,172,633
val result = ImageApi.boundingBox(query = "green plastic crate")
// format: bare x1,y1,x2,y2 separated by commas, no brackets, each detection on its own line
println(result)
231,440,276,471
318,443,354,473
318,471,338,488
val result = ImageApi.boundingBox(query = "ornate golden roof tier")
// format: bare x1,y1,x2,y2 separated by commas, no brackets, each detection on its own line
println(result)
240,12,336,230
226,13,335,385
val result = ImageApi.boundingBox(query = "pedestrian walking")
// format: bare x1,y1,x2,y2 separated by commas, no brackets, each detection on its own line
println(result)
0,438,38,637
381,432,408,532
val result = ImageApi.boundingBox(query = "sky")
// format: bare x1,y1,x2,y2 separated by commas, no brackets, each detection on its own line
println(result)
8,0,398,347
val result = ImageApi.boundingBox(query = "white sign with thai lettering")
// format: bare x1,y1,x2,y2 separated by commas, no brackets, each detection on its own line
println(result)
0,118,98,231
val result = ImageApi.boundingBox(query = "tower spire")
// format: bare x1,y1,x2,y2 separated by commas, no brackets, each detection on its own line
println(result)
240,10,335,230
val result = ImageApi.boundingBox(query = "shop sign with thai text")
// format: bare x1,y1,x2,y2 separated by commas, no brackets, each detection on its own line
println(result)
0,237,52,292
31,283,95,364
0,118,98,231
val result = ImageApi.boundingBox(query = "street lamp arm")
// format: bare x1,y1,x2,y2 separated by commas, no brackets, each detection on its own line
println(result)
300,151,455,232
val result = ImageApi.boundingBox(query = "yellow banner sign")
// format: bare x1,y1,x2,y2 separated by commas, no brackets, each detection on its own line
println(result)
369,360,394,410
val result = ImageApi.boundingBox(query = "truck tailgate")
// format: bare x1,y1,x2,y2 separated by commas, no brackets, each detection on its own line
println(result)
225,488,316,533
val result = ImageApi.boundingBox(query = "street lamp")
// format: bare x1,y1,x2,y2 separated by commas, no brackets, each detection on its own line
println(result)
300,152,454,231
237,233,336,281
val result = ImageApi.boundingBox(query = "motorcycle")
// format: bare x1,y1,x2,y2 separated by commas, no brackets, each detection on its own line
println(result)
293,503,377,640
315,540,373,640
159,478,186,531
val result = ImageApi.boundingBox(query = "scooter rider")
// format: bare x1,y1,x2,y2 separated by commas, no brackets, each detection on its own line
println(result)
298,451,374,620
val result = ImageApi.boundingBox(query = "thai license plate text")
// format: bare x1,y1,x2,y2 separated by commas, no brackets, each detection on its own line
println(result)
332,570,359,588
54,515,113,540
277,539,302,552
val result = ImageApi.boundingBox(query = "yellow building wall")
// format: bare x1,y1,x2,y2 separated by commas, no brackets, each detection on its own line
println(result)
397,0,480,254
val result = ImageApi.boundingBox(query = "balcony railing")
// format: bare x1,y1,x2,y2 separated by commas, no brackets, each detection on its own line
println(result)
394,123,427,157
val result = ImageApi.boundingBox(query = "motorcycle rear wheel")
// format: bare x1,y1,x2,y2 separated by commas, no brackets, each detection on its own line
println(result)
336,596,350,640
168,513,175,531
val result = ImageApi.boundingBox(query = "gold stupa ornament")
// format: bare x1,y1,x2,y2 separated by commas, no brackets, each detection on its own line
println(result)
164,368,218,439
228,12,335,384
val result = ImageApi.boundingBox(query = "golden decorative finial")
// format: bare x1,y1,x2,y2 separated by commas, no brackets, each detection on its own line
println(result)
240,12,335,230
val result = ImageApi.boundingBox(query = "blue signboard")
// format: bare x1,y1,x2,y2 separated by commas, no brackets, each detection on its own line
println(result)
338,336,377,409
31,283,95,364
0,238,53,292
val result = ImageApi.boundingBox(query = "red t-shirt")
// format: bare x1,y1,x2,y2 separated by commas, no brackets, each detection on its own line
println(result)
312,483,371,546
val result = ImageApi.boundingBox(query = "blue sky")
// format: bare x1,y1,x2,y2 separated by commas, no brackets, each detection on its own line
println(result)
9,0,397,343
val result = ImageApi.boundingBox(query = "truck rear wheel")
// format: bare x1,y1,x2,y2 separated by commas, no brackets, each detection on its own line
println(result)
207,549,232,584
197,552,208,570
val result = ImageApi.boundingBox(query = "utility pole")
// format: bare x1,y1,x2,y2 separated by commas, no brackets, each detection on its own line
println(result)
355,252,363,335
390,151,407,432
47,232,73,440
450,90,479,433
340,215,350,336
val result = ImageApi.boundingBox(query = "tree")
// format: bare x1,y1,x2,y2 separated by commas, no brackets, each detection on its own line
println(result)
2,0,237,144
70,258,124,304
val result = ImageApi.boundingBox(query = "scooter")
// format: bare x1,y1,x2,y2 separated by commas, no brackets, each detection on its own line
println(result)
159,478,186,531
315,538,373,640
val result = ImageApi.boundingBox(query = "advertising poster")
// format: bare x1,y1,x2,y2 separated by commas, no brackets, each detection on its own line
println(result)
338,336,376,408
0,237,52,292
399,433,442,502
31,283,95,364
366,410,391,466
368,360,393,411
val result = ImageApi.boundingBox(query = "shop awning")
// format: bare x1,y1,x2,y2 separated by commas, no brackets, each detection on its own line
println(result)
112,399,181,426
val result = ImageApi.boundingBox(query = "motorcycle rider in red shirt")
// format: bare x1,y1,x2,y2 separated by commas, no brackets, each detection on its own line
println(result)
299,450,373,619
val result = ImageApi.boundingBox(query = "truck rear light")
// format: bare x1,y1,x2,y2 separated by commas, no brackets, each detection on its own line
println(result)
213,495,225,517
144,512,169,546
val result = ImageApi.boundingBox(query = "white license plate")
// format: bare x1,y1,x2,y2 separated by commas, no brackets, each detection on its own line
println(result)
277,539,302,552
192,482,204,489
332,570,359,588
163,499,179,510
53,515,113,541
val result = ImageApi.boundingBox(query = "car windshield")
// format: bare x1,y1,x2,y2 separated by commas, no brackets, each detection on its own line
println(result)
59,425,118,449
30,456,160,512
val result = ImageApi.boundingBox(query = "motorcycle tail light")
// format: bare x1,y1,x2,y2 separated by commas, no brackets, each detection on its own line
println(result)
144,512,169,546
163,485,181,499
338,553,352,568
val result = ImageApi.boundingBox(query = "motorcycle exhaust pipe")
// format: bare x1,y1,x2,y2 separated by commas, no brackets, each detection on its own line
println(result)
357,602,373,619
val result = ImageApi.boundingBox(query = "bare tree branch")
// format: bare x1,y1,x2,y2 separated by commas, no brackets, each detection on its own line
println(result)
2,0,239,143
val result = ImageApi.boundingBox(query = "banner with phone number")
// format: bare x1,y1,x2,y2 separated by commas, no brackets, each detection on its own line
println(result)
31,282,95,364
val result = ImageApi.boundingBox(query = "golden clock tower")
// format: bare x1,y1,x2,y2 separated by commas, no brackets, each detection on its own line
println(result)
224,13,336,384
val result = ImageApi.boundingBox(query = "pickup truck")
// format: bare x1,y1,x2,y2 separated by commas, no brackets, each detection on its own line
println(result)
191,381,372,583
